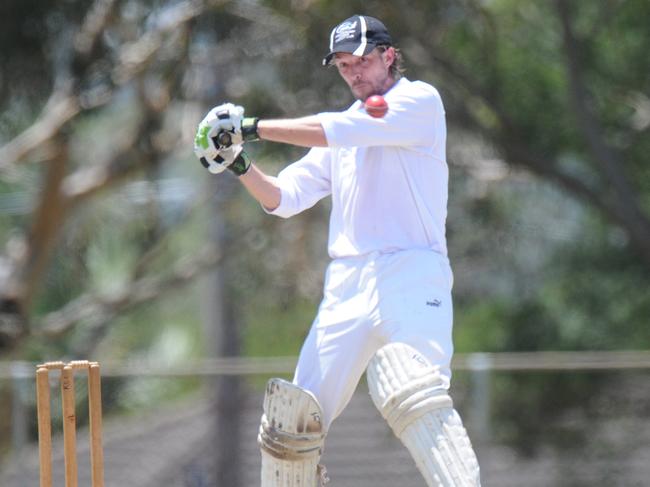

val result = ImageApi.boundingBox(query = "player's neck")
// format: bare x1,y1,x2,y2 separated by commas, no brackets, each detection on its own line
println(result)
379,76,398,96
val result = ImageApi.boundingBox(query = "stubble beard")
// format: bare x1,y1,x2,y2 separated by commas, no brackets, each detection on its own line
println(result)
351,74,394,101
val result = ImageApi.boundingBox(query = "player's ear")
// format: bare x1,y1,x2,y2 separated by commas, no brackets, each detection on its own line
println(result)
381,47,395,68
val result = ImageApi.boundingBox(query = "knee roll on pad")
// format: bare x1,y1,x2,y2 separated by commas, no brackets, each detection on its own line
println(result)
258,378,327,486
367,343,481,487
366,343,453,435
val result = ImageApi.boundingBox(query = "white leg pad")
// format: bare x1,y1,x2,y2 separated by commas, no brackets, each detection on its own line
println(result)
258,379,327,487
367,343,481,486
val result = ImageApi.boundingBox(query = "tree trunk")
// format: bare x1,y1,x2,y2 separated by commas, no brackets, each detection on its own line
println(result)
203,177,242,487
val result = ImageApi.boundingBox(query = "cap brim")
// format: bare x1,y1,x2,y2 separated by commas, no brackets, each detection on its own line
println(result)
322,42,378,66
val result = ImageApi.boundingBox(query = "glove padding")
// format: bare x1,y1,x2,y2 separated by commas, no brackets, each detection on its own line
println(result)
194,103,244,152
195,102,259,150
194,142,251,176
194,103,253,175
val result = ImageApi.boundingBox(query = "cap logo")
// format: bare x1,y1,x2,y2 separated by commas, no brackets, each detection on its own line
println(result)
334,20,358,43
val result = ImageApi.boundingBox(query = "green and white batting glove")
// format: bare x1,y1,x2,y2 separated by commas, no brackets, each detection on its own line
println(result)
194,103,255,175
194,141,251,176
195,102,259,149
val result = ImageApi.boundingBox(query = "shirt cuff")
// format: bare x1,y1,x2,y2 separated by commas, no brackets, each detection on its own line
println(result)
262,185,293,218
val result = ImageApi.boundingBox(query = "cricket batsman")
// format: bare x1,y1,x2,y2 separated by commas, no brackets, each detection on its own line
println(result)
193,14,481,487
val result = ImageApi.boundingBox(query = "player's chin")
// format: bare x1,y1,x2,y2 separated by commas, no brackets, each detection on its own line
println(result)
353,86,374,101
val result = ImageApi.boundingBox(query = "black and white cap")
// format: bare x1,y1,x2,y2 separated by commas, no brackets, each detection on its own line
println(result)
323,15,393,66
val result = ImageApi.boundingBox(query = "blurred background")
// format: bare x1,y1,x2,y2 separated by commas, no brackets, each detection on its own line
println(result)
0,0,649,485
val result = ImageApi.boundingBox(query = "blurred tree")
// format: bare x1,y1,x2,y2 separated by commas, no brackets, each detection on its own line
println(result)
0,0,203,350
428,0,650,264
0,1,315,481
0,0,311,355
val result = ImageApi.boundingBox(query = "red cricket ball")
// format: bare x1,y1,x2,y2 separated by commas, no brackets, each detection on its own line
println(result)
364,95,388,118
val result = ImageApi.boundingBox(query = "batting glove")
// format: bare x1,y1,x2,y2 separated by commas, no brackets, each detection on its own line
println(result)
196,102,259,148
194,104,255,176
193,137,251,176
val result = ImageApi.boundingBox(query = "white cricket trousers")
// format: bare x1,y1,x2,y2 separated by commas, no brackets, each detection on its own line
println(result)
293,248,454,429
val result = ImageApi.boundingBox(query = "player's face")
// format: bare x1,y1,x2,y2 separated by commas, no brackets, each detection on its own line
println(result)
333,48,396,101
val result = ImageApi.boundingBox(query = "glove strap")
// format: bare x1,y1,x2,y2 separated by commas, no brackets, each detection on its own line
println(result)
228,151,252,176
241,117,260,142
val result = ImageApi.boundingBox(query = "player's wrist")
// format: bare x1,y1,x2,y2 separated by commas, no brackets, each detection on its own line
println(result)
227,150,252,176
241,117,260,142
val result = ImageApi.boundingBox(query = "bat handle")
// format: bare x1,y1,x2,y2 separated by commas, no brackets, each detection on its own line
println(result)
215,131,232,148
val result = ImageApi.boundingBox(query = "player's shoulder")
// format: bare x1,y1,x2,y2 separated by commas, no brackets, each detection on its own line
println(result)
412,79,442,99
388,78,441,102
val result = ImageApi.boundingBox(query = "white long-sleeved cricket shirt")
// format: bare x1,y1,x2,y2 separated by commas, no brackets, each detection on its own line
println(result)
267,77,449,260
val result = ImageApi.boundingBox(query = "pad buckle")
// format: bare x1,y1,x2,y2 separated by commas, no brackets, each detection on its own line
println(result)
317,464,330,485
